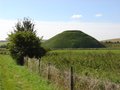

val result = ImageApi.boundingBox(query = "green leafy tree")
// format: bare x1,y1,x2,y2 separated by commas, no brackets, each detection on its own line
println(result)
8,18,46,65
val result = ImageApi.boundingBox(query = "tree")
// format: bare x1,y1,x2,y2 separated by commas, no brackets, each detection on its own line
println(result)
14,18,36,33
8,18,46,65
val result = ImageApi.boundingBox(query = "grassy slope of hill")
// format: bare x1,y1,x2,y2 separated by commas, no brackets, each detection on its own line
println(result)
0,55,57,90
102,38,120,42
42,30,105,48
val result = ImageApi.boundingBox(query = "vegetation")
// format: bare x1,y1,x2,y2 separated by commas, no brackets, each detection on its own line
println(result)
102,41,120,49
0,41,8,48
0,48,9,55
0,41,9,55
42,30,105,48
8,18,46,65
0,41,7,46
41,50,120,84
0,55,57,90
1,18,119,89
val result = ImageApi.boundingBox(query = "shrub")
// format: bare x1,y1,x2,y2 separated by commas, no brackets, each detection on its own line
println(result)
8,18,46,65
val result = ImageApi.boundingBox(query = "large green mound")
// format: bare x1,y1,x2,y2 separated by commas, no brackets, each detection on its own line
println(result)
43,30,105,48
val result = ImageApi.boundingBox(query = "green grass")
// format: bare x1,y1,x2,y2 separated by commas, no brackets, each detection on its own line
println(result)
42,30,105,48
0,41,7,46
41,50,120,84
0,55,57,90
0,48,9,55
103,43,120,49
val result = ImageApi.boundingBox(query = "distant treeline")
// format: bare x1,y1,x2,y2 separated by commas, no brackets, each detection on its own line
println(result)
102,41,120,44
0,44,7,48
101,41,120,49
0,41,8,48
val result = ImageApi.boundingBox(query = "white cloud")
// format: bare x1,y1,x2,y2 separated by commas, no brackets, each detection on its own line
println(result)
95,13,103,17
0,19,120,41
71,14,83,19
0,19,16,40
35,21,120,41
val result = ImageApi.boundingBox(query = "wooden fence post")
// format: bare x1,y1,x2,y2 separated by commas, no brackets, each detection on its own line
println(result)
24,57,28,67
70,66,74,90
48,63,51,84
38,59,41,75
26,57,28,67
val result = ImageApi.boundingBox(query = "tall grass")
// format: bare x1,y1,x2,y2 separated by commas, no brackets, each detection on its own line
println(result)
0,55,58,90
41,50,120,84
0,48,9,55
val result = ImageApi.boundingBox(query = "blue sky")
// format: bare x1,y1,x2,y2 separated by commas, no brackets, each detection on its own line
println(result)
0,0,120,22
0,0,120,40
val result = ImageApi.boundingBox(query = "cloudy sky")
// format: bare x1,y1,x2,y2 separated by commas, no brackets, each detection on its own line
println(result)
0,0,120,40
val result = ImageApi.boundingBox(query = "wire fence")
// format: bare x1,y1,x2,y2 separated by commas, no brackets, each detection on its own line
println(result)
24,57,120,90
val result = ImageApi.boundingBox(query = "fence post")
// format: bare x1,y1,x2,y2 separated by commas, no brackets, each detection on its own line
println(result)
48,63,51,84
24,57,28,67
70,66,74,90
26,57,28,67
38,59,41,75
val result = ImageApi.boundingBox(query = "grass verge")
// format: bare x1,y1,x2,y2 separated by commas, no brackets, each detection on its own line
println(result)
0,55,57,90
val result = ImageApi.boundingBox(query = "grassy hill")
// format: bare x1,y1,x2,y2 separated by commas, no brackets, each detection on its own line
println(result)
0,55,57,90
102,38,120,43
42,30,105,48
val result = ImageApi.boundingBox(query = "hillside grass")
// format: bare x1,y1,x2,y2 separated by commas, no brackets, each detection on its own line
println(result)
41,50,120,84
42,30,104,48
0,55,57,90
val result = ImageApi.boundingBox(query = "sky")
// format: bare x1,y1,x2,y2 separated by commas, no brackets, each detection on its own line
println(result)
0,0,120,40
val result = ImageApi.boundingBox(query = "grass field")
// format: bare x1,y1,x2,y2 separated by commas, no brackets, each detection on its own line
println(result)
41,50,120,84
0,48,9,54
103,43,120,49
0,41,7,46
0,55,58,90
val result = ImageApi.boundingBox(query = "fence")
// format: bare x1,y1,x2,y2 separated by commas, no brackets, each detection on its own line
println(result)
24,57,120,90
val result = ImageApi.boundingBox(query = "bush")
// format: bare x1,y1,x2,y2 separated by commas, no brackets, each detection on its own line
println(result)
8,18,46,65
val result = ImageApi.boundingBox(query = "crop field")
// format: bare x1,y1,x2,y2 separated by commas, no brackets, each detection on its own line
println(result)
41,50,120,84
